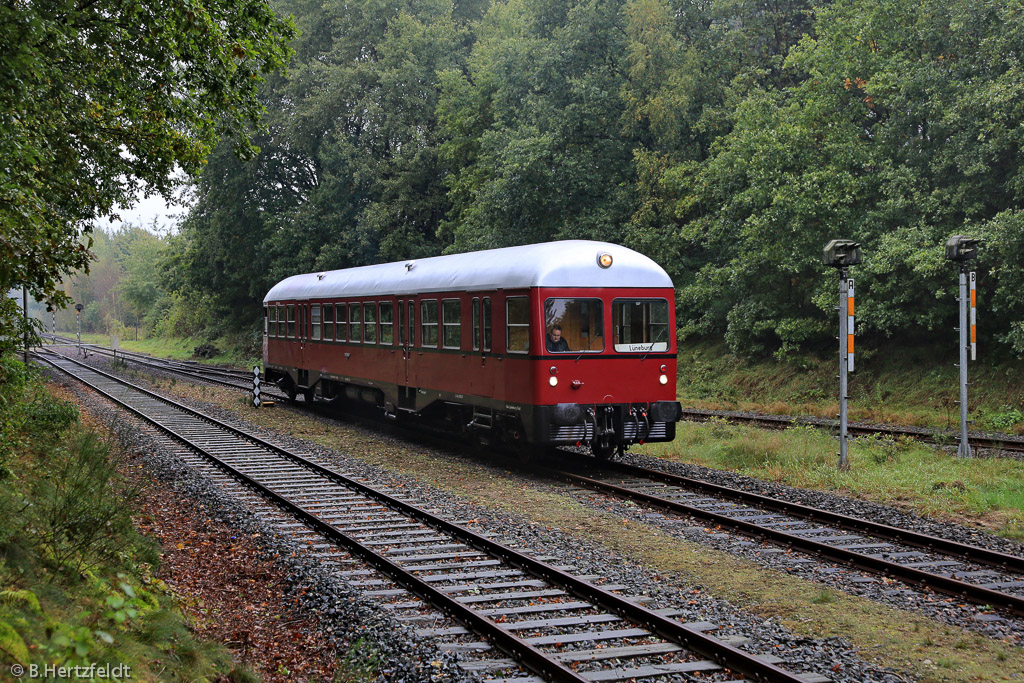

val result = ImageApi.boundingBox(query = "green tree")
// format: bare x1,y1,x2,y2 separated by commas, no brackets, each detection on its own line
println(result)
438,0,635,252
667,0,1024,357
0,0,294,342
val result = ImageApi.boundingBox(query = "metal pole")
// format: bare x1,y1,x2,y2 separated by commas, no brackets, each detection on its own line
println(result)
838,268,850,470
77,312,82,355
957,265,972,458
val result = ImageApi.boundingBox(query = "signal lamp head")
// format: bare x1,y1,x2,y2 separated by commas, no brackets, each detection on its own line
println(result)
597,252,613,268
822,239,862,268
945,235,981,262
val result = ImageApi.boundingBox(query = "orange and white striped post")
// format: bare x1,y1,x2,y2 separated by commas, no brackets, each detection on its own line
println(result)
823,239,861,471
847,279,855,372
946,235,981,459
970,271,977,361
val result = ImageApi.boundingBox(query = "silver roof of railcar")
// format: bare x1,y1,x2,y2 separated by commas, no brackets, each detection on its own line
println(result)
264,240,673,302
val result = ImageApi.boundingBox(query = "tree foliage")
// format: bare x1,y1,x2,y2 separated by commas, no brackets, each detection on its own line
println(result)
0,0,294,338
169,0,1024,358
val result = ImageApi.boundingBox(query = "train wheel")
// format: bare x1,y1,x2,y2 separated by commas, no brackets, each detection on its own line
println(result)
302,387,314,403
285,382,297,402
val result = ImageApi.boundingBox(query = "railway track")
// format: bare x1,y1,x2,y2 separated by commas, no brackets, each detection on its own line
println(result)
45,335,286,400
681,408,1024,455
35,349,829,683
549,457,1024,618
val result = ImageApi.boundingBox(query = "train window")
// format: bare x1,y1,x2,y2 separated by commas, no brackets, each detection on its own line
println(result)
287,304,296,338
363,303,377,343
379,302,393,344
277,305,285,338
472,298,480,351
349,303,361,342
268,306,276,337
543,298,604,353
311,304,321,341
323,304,334,341
263,306,268,336
482,297,492,351
420,300,438,347
612,299,670,352
506,297,529,354
442,299,461,349
336,304,347,342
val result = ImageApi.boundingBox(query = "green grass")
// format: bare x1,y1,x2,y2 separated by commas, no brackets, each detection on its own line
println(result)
638,421,1024,540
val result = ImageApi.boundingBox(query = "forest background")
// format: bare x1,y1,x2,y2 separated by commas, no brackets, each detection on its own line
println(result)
50,0,1024,362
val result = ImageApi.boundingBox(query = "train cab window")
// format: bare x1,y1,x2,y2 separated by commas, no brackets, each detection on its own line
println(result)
543,298,604,353
287,304,296,338
311,304,321,341
349,303,361,342
420,300,438,347
482,297,492,351
263,306,268,336
472,298,480,350
379,302,394,344
335,304,347,342
363,303,377,343
267,306,276,337
612,299,670,352
323,304,334,341
506,297,530,354
442,299,461,349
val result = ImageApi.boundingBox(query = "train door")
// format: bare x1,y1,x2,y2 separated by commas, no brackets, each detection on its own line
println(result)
398,299,410,387
297,303,306,370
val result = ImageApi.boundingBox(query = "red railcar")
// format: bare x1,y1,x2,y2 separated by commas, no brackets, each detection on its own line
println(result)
262,240,681,457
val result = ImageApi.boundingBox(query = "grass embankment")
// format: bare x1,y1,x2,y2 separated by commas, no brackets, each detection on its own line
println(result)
0,357,255,681
156,382,1023,682
678,338,1024,433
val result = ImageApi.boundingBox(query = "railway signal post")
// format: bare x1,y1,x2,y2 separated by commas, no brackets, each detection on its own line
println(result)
823,239,862,470
946,235,981,458
75,303,84,355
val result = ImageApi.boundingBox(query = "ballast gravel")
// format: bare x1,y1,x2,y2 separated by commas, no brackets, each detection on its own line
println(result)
611,450,1024,645
39,351,914,683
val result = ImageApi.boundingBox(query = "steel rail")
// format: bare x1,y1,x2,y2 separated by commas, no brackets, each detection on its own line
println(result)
551,463,1024,617
49,340,273,394
681,408,1024,454
35,351,812,683
603,460,1024,573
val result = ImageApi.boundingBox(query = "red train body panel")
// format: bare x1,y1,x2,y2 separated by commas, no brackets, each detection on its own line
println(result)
263,241,681,456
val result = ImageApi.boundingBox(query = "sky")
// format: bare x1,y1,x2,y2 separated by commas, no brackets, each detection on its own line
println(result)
95,172,193,236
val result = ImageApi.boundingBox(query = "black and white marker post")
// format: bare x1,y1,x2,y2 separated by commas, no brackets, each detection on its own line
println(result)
822,239,862,471
75,303,84,355
252,365,262,408
945,235,981,458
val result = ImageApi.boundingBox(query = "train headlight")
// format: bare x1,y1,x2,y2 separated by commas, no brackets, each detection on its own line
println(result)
549,376,558,387
659,374,668,385
597,252,613,268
